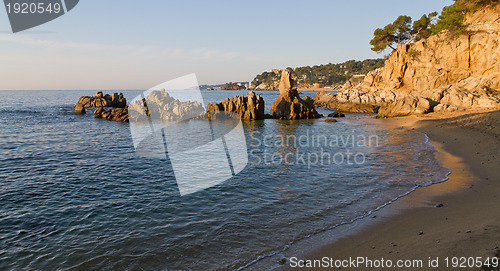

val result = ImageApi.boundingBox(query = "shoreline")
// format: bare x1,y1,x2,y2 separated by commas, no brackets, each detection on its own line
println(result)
262,109,500,270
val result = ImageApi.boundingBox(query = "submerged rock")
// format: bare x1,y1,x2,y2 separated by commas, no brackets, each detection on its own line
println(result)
327,111,345,118
270,70,321,120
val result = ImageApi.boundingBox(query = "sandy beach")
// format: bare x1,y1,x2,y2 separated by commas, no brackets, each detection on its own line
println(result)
280,109,500,270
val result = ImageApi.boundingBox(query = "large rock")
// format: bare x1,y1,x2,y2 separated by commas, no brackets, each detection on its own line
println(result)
76,91,127,108
94,107,129,122
128,89,205,122
206,91,265,120
270,70,320,120
312,91,379,113
378,96,432,117
74,103,86,114
75,91,129,122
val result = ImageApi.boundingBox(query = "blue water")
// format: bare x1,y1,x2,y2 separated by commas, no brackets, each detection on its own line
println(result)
0,90,449,270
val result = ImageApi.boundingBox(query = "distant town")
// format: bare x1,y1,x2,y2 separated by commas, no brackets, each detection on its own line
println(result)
202,58,385,91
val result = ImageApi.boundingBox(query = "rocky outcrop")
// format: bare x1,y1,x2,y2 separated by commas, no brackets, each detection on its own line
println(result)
206,91,265,120
75,91,129,122
378,96,432,117
270,70,321,120
76,91,127,108
313,91,379,113
74,103,85,114
313,4,500,116
94,107,129,122
128,89,205,122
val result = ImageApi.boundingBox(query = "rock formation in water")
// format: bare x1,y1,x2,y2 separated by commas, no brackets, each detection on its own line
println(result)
312,4,500,117
206,91,265,120
270,70,321,120
128,89,205,122
75,91,129,122
94,107,129,122
74,103,86,114
76,91,127,109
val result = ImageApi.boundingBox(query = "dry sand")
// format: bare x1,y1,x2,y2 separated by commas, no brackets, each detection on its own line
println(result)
280,109,500,270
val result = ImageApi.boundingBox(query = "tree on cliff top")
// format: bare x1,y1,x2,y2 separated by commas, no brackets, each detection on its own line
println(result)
370,13,437,53
370,0,498,53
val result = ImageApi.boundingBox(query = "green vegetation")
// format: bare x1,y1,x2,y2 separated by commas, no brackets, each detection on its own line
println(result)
431,0,496,34
370,0,498,53
251,59,385,88
370,13,437,53
251,71,280,87
221,82,246,90
407,49,421,58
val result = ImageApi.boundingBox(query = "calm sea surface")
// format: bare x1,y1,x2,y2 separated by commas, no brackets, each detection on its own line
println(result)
0,90,449,270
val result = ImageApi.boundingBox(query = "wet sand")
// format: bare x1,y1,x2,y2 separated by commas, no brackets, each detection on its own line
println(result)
278,109,500,270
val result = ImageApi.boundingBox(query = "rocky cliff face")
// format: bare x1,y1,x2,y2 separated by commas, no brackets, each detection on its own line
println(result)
317,4,500,116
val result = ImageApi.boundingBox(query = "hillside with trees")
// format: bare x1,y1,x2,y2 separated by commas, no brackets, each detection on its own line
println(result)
251,59,385,90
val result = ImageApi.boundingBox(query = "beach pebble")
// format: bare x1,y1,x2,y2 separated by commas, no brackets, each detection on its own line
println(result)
466,230,472,233
434,203,444,208
278,258,287,265
419,231,424,235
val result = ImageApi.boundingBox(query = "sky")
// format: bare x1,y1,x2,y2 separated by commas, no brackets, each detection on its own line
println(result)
0,0,454,90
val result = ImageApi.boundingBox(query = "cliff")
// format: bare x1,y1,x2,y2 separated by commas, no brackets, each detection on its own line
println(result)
316,4,500,116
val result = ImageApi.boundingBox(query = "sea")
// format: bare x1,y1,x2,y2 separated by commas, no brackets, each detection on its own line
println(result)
0,90,450,270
